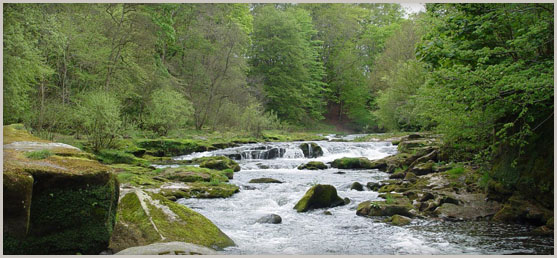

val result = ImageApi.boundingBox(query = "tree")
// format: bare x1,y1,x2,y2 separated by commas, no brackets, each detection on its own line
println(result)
145,88,194,135
250,5,327,123
76,90,122,151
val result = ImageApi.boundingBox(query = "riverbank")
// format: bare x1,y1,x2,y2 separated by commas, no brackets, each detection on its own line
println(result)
3,124,553,254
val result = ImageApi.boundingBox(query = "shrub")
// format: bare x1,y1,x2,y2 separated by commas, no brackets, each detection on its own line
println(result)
76,91,122,152
144,88,193,136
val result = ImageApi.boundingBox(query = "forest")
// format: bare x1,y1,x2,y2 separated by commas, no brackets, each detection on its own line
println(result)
3,3,554,255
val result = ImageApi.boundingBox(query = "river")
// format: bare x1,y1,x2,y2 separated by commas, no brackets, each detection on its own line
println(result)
168,136,553,255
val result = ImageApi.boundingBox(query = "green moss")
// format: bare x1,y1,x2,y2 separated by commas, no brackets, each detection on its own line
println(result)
136,139,210,157
194,156,240,172
298,161,328,170
3,171,34,239
111,191,235,251
161,166,228,183
294,184,345,212
162,182,240,199
95,149,149,166
5,173,119,255
330,157,375,169
4,124,48,144
389,214,412,226
24,149,53,160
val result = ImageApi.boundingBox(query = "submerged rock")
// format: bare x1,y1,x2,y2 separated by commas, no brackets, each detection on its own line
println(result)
299,143,324,158
294,184,345,212
115,242,218,255
298,161,328,170
256,214,282,224
249,178,283,184
3,125,119,255
109,190,234,253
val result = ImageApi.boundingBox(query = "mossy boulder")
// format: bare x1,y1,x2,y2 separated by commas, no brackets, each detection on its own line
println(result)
350,182,364,191
159,182,239,199
397,139,430,153
298,161,327,170
492,195,553,226
411,161,434,175
404,172,417,182
256,214,282,224
161,166,229,183
356,198,414,218
3,125,120,255
3,171,34,238
386,215,412,226
194,156,240,172
331,157,377,169
294,184,345,212
299,142,324,158
249,178,283,184
112,164,168,188
109,190,234,252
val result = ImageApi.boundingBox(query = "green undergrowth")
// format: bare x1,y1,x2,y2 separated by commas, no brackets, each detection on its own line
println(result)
24,150,53,160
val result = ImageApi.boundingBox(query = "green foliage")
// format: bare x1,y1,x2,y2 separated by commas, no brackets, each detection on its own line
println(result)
416,3,554,160
250,5,327,123
24,149,53,160
145,88,194,136
375,60,429,131
76,90,123,152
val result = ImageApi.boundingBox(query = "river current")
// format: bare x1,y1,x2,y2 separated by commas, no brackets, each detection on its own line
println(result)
167,136,553,255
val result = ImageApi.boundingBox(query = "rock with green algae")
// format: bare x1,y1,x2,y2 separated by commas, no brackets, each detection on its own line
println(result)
159,182,239,199
299,142,324,158
385,215,412,226
249,178,283,184
3,125,119,255
298,161,328,170
161,166,229,183
411,161,434,175
492,195,553,225
294,184,345,212
194,156,241,172
109,190,235,253
330,157,377,169
356,198,414,218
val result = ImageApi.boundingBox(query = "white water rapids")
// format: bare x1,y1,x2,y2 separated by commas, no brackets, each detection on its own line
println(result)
164,137,553,255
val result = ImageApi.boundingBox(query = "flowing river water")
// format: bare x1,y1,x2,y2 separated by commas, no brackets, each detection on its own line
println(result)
167,136,553,255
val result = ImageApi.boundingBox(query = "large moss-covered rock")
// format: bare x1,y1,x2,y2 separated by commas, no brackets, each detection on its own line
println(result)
356,198,414,218
159,182,239,199
294,184,345,212
331,157,377,169
298,161,327,170
492,195,553,226
194,156,241,172
161,166,229,183
3,125,119,255
299,143,324,158
3,171,34,238
109,190,234,253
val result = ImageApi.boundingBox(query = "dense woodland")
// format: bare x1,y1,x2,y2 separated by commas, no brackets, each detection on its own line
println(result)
3,3,554,196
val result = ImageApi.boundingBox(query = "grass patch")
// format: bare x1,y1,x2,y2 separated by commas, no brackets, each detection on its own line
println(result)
24,149,53,160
